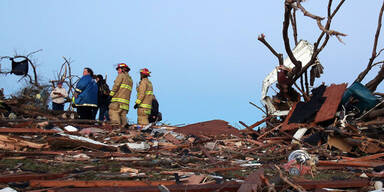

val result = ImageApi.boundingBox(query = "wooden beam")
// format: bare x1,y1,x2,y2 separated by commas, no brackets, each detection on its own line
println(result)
0,173,66,183
30,180,176,188
294,179,370,190
48,182,241,192
318,160,384,167
0,128,58,134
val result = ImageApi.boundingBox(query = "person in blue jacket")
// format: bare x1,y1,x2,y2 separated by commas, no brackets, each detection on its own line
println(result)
73,67,98,120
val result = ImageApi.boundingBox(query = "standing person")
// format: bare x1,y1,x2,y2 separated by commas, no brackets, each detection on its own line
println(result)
134,68,153,126
73,67,98,120
50,81,68,111
109,63,133,128
148,95,162,123
96,74,110,121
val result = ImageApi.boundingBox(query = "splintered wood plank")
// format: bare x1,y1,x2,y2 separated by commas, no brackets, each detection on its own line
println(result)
50,182,241,192
294,179,370,190
47,137,116,152
0,173,66,183
181,174,207,184
29,180,176,188
0,128,58,134
318,160,384,167
314,83,347,123
0,135,47,150
237,168,264,192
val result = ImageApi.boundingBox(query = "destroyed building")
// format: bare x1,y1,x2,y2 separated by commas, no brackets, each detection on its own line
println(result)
1,1,384,192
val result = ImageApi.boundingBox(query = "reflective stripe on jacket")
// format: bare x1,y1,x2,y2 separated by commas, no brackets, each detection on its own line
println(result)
110,72,133,110
135,78,153,109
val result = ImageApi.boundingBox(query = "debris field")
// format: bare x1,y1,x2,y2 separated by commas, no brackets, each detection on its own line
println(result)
0,82,384,192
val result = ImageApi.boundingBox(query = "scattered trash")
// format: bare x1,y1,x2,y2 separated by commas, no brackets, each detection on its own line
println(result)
120,167,139,173
125,142,150,152
0,29,383,192
64,125,78,132
0,187,18,192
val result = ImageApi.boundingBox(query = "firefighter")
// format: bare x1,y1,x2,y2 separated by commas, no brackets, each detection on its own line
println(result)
134,68,154,126
109,63,133,127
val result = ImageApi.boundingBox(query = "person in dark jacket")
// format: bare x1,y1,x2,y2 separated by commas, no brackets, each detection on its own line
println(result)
96,74,110,121
148,95,161,123
73,68,98,120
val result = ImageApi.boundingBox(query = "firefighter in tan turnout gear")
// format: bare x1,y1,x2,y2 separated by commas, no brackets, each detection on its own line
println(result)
134,68,154,125
109,63,133,127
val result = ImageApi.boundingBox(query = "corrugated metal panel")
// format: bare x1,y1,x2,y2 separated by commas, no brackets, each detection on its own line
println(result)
314,83,347,123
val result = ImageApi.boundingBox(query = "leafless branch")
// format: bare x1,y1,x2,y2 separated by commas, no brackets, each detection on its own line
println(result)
372,60,384,67
314,0,345,53
60,57,80,111
296,0,347,41
13,55,40,86
249,101,267,115
295,1,325,20
377,48,384,57
300,76,304,96
304,70,309,95
293,82,309,101
283,1,302,78
290,9,298,45
28,59,38,86
328,0,333,18
355,0,384,83
26,49,43,58
293,0,346,83
258,34,284,66
366,66,384,91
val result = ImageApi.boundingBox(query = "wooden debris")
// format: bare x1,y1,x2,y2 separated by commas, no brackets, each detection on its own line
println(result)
0,173,67,183
237,168,265,192
29,180,176,188
0,134,47,150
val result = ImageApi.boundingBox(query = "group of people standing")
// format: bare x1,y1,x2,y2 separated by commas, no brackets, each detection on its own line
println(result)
50,63,159,128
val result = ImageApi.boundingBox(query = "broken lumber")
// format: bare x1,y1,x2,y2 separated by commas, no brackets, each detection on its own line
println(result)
0,134,47,150
294,179,370,190
29,180,176,188
0,173,67,183
318,160,384,167
47,182,241,192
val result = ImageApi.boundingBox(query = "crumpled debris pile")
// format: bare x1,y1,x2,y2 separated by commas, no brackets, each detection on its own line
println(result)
0,83,383,192
0,85,75,121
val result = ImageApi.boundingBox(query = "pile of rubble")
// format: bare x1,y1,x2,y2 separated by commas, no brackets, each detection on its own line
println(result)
0,82,384,192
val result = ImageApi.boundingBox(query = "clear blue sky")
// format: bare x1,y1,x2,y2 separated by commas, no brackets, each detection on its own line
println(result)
0,1,383,127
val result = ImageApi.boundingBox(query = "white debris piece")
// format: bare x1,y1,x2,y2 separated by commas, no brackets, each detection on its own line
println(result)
261,40,316,116
59,133,109,146
64,125,78,132
126,142,150,151
0,187,18,192
292,128,308,144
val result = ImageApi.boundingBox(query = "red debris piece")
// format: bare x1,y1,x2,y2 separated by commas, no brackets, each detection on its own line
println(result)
0,173,66,183
294,179,370,190
314,83,347,123
237,168,265,192
282,83,347,131
174,120,240,137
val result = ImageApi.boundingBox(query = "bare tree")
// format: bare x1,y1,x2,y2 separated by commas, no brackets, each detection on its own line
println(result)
0,49,42,87
259,0,346,97
50,57,81,111
51,57,80,97
355,0,384,92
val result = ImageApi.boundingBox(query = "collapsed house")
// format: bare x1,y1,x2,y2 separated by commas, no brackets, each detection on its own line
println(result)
1,1,384,190
0,58,383,191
